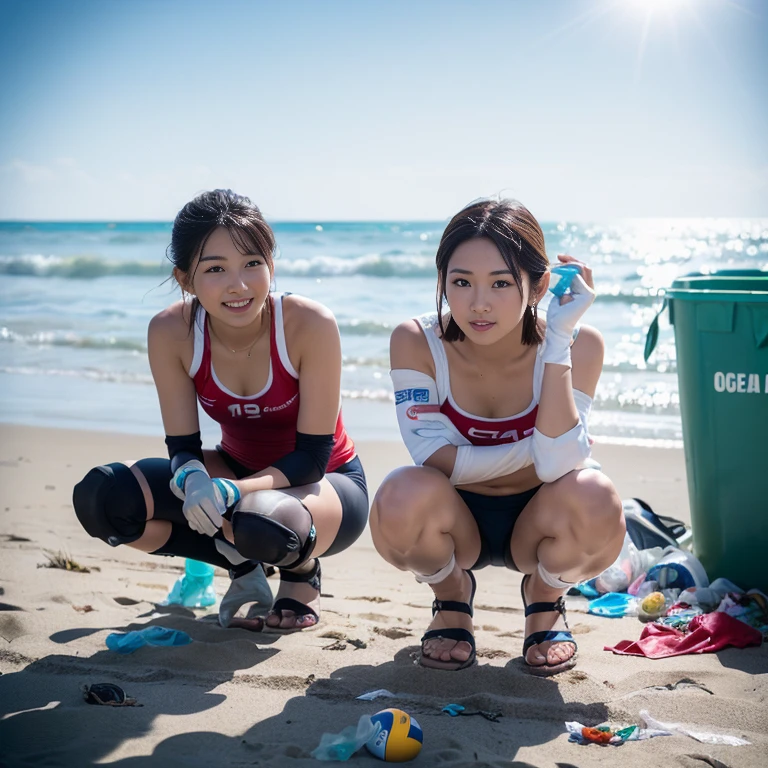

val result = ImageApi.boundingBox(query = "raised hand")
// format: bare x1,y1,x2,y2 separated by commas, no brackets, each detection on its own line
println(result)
542,256,596,367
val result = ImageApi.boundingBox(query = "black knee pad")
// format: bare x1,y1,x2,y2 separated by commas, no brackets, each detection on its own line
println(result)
72,463,147,546
231,490,316,568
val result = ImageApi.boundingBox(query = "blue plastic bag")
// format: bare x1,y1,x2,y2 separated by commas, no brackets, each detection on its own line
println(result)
106,626,193,654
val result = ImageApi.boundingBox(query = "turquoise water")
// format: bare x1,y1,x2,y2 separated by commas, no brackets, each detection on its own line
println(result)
1,219,766,445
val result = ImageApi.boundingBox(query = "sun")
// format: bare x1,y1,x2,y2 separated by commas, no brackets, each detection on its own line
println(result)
614,0,699,78
622,0,691,13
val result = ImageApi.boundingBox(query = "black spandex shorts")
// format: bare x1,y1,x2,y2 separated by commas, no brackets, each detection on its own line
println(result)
216,447,369,558
457,485,542,571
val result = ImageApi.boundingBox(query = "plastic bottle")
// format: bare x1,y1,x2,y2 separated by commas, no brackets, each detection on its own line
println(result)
549,264,582,297
165,558,217,607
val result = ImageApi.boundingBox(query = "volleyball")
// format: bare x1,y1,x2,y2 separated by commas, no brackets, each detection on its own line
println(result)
365,708,424,762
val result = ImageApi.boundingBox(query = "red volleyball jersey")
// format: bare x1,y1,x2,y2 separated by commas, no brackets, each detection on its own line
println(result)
190,293,356,472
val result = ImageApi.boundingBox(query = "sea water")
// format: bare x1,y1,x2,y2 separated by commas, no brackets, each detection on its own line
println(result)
1,219,766,445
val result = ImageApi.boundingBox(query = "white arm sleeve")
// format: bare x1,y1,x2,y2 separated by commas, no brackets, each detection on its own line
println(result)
531,388,593,483
450,440,534,486
391,369,470,466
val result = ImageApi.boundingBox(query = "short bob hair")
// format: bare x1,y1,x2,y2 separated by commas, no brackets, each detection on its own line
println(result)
436,198,549,345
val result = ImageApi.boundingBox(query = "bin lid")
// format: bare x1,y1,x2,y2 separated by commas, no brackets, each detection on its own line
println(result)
666,270,768,302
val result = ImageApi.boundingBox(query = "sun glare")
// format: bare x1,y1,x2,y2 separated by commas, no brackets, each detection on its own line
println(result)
615,0,698,79
623,0,690,14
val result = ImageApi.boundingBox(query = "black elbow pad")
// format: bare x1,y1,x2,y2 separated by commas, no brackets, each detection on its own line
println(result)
272,432,334,486
165,432,204,473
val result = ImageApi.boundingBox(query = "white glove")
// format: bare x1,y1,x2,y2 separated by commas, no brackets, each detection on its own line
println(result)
182,471,226,536
542,272,595,367
170,460,226,537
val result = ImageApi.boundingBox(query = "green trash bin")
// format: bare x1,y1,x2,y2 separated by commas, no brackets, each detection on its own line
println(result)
645,270,768,593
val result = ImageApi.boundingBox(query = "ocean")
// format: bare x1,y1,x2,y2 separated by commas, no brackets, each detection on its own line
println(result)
1,219,766,447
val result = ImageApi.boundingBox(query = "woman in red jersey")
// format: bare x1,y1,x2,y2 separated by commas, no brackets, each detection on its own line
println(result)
370,199,623,674
73,190,368,632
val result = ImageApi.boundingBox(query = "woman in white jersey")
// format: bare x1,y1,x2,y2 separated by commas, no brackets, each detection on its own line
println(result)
370,199,624,674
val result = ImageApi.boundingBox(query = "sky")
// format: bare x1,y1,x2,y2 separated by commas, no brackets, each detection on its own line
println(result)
0,0,766,221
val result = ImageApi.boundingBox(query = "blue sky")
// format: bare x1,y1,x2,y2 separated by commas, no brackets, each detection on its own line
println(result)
0,0,766,220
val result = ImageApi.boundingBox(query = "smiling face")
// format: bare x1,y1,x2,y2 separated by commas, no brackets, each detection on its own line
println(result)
444,237,541,345
177,226,272,328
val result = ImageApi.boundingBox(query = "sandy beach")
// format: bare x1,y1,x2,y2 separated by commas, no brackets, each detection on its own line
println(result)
0,423,765,767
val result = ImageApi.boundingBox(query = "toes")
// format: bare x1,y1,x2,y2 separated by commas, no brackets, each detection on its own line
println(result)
265,611,317,630
547,643,575,665
424,640,471,662
526,641,574,666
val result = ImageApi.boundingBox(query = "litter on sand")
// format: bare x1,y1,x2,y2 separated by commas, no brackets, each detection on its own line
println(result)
639,710,750,746
565,720,671,745
105,626,193,654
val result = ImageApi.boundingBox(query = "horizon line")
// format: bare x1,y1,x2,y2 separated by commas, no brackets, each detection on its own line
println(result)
2,215,767,225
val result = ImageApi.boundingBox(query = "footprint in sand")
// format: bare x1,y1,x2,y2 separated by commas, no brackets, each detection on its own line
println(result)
475,603,523,614
358,612,390,622
373,626,412,639
0,614,26,642
476,648,511,659
347,595,390,603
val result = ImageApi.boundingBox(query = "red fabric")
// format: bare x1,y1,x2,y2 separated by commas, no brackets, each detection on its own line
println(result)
605,612,762,659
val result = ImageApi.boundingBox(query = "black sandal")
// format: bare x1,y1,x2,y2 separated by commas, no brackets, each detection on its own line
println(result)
419,570,477,671
265,558,322,632
82,682,139,707
520,574,578,676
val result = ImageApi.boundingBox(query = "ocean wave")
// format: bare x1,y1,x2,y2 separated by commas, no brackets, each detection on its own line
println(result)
0,324,392,350
0,328,146,352
0,365,154,385
341,388,393,403
337,320,394,336
276,254,435,278
593,389,680,414
601,359,677,374
0,254,170,278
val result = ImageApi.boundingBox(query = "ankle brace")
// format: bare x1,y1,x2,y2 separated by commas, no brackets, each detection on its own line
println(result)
413,554,456,584
537,562,576,590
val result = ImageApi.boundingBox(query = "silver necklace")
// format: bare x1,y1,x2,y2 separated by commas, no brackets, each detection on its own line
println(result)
209,316,267,358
